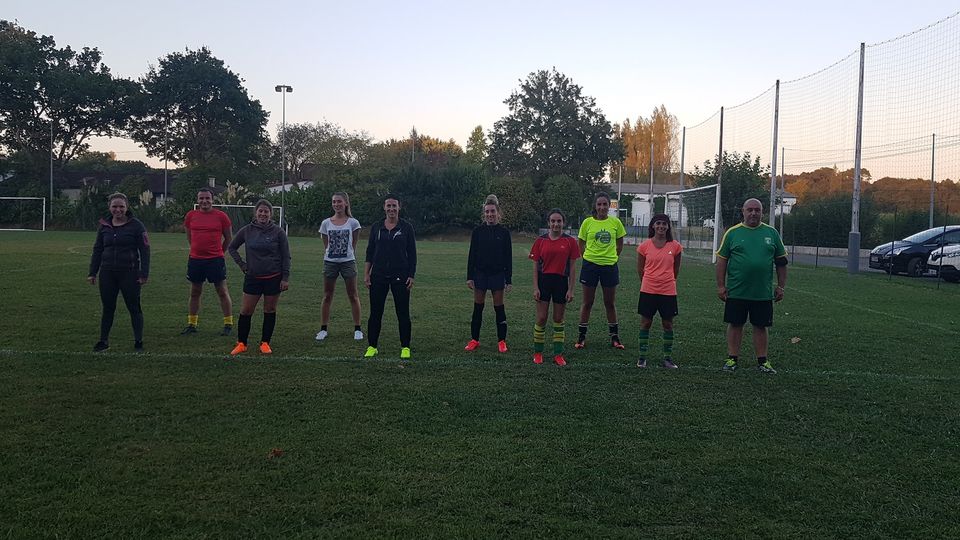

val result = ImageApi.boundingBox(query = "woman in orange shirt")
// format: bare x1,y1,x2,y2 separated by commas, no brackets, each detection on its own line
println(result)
635,214,683,368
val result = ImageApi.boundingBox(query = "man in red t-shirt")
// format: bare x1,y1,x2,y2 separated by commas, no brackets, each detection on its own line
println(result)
182,188,234,335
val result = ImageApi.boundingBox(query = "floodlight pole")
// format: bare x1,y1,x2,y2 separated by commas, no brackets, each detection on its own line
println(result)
679,126,686,189
712,107,724,264
930,133,936,229
848,43,865,274
275,85,293,228
769,80,780,225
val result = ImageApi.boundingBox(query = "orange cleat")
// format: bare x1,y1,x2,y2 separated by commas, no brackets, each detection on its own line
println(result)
497,340,509,353
259,342,273,354
464,339,480,351
553,354,567,367
230,342,247,356
533,352,543,364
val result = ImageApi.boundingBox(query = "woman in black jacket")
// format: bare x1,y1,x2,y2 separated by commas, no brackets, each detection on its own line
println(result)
87,193,150,352
363,194,417,359
463,194,512,353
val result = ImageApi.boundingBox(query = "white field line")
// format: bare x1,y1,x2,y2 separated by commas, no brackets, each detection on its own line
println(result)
0,349,955,384
790,287,959,335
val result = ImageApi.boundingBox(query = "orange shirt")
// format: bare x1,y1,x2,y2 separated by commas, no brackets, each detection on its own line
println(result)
636,239,683,296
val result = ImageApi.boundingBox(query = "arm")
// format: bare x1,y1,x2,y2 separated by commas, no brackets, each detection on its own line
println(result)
616,236,623,257
364,223,377,287
636,252,646,282
221,228,232,254
532,263,540,301
504,229,513,290
774,257,788,302
715,257,728,301
227,227,246,272
578,238,587,257
466,228,478,289
566,261,576,303
184,214,191,247
279,230,291,285
88,227,104,283
137,222,151,283
364,262,372,288
673,252,682,279
351,225,360,253
405,222,417,289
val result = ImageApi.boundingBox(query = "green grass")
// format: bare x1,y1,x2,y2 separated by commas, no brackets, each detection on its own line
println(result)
1,230,959,538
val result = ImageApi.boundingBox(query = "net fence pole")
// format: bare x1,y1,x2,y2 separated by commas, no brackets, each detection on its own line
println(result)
930,133,936,229
769,80,780,225
679,126,686,189
848,42,866,274
42,198,46,232
49,119,54,220
712,107,724,263
779,146,785,234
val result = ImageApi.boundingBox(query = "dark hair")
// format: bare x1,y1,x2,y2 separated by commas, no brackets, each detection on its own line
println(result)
197,187,214,195
332,191,352,218
107,192,128,204
254,198,273,211
383,193,400,205
546,208,566,224
647,213,673,241
591,192,611,218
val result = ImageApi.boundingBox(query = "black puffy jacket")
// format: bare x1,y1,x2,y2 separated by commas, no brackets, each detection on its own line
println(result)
88,212,151,278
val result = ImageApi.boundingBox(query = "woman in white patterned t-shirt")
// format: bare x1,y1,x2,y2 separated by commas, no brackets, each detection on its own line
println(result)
316,191,363,342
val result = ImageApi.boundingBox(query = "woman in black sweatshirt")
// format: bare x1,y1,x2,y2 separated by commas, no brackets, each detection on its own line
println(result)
363,194,417,359
87,193,150,352
463,194,513,353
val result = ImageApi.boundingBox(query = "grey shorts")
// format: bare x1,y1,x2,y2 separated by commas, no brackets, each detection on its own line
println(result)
323,260,358,279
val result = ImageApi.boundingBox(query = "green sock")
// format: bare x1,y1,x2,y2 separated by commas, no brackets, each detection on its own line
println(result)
638,328,650,358
533,324,545,353
663,330,674,358
552,322,565,354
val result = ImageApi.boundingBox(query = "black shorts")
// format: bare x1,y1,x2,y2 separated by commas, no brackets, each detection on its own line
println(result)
579,260,619,288
724,298,774,327
243,275,282,296
472,271,506,292
538,273,569,304
187,257,227,284
637,293,678,319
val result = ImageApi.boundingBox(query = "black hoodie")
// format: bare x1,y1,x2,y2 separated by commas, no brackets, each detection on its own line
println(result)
88,211,151,278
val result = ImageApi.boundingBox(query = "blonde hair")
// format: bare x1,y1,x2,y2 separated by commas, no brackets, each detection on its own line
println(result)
332,191,352,217
107,192,128,204
481,194,500,219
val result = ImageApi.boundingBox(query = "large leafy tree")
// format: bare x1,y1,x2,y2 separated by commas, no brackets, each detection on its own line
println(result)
0,20,137,178
464,125,488,165
614,105,680,181
129,47,268,171
488,68,623,189
273,121,372,180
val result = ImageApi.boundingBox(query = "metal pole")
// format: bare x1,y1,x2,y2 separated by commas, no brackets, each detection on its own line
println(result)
930,133,936,229
712,107,724,263
280,90,286,227
49,119,54,220
42,198,46,232
848,42,866,274
679,126,686,189
779,146,785,234
769,80,780,225
617,162,622,202
649,140,654,219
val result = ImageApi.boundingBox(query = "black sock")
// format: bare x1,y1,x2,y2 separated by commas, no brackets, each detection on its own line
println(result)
262,312,277,343
470,303,484,341
238,314,252,345
355,325,361,332
494,304,507,341
577,323,588,342
608,323,620,342
728,354,739,361
757,356,767,366
321,324,328,331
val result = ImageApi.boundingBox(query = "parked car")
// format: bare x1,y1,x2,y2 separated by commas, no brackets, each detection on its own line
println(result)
928,245,960,283
869,225,960,276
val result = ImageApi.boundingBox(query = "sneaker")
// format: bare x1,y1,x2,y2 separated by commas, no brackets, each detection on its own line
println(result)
354,329,364,341
533,352,544,364
364,346,378,358
400,347,411,359
315,329,328,341
758,361,777,374
230,342,247,356
220,325,233,336
498,340,509,353
611,339,625,350
93,341,109,352
553,354,567,367
662,358,679,369
134,341,144,351
636,357,647,368
574,339,586,350
464,339,480,351
722,358,738,372
180,325,198,335
259,342,273,354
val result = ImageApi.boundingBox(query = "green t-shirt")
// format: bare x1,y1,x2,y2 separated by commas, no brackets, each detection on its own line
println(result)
578,216,626,266
717,223,787,300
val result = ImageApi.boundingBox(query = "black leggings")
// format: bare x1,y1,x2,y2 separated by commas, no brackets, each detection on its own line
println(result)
367,276,411,348
98,269,144,342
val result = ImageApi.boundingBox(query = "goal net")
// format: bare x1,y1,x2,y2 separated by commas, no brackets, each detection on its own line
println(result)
193,204,287,233
664,184,721,262
0,197,46,231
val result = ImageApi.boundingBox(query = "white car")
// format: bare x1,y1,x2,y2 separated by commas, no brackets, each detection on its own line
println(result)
928,245,960,283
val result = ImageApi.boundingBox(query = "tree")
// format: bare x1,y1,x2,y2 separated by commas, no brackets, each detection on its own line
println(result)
0,21,137,179
542,175,587,226
272,121,371,180
464,125,488,165
129,47,268,173
614,105,680,181
694,151,769,227
488,68,623,189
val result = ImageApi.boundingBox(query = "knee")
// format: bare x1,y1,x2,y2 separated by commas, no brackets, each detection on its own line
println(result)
189,288,202,299
662,320,673,331
323,290,335,302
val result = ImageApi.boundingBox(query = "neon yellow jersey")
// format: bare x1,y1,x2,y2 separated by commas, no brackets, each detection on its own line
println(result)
717,223,787,300
578,216,626,265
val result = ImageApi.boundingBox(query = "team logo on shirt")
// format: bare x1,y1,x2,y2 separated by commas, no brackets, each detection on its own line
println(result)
765,237,772,245
594,230,612,244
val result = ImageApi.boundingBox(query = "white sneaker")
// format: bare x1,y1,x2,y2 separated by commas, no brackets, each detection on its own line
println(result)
315,330,328,341
354,329,364,341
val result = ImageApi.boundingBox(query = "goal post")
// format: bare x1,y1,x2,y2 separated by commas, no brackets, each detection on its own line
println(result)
192,204,287,233
0,197,46,231
664,184,721,262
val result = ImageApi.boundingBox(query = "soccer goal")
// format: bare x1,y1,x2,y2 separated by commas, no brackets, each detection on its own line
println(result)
193,204,287,233
0,197,46,231
664,184,721,262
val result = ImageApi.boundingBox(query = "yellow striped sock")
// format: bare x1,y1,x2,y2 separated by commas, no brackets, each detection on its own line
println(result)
187,315,199,327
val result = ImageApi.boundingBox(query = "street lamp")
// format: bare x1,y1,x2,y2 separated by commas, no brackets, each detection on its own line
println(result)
274,84,293,228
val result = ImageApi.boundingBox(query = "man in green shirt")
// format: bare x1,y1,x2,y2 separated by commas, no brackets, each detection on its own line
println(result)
715,198,788,374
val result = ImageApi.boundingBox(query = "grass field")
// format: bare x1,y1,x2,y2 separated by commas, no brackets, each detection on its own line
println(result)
2,230,959,538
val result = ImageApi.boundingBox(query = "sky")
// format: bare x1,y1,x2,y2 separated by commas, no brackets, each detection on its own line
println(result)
5,0,958,169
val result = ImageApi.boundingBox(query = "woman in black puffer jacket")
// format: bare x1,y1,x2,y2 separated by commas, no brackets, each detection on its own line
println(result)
87,193,150,352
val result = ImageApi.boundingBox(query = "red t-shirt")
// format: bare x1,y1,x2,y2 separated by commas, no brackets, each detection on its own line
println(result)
184,209,232,259
636,239,683,295
529,234,580,276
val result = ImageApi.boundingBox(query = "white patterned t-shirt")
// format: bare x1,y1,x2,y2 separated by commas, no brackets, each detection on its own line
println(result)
319,217,361,262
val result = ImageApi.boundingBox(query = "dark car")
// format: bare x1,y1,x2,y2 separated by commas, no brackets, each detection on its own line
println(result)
869,225,960,276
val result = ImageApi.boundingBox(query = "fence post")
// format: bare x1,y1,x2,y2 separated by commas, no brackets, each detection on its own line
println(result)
848,42,866,274
930,133,936,229
712,107,724,263
769,80,780,225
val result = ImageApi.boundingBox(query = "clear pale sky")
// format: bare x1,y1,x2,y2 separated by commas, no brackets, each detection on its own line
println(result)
5,0,957,168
